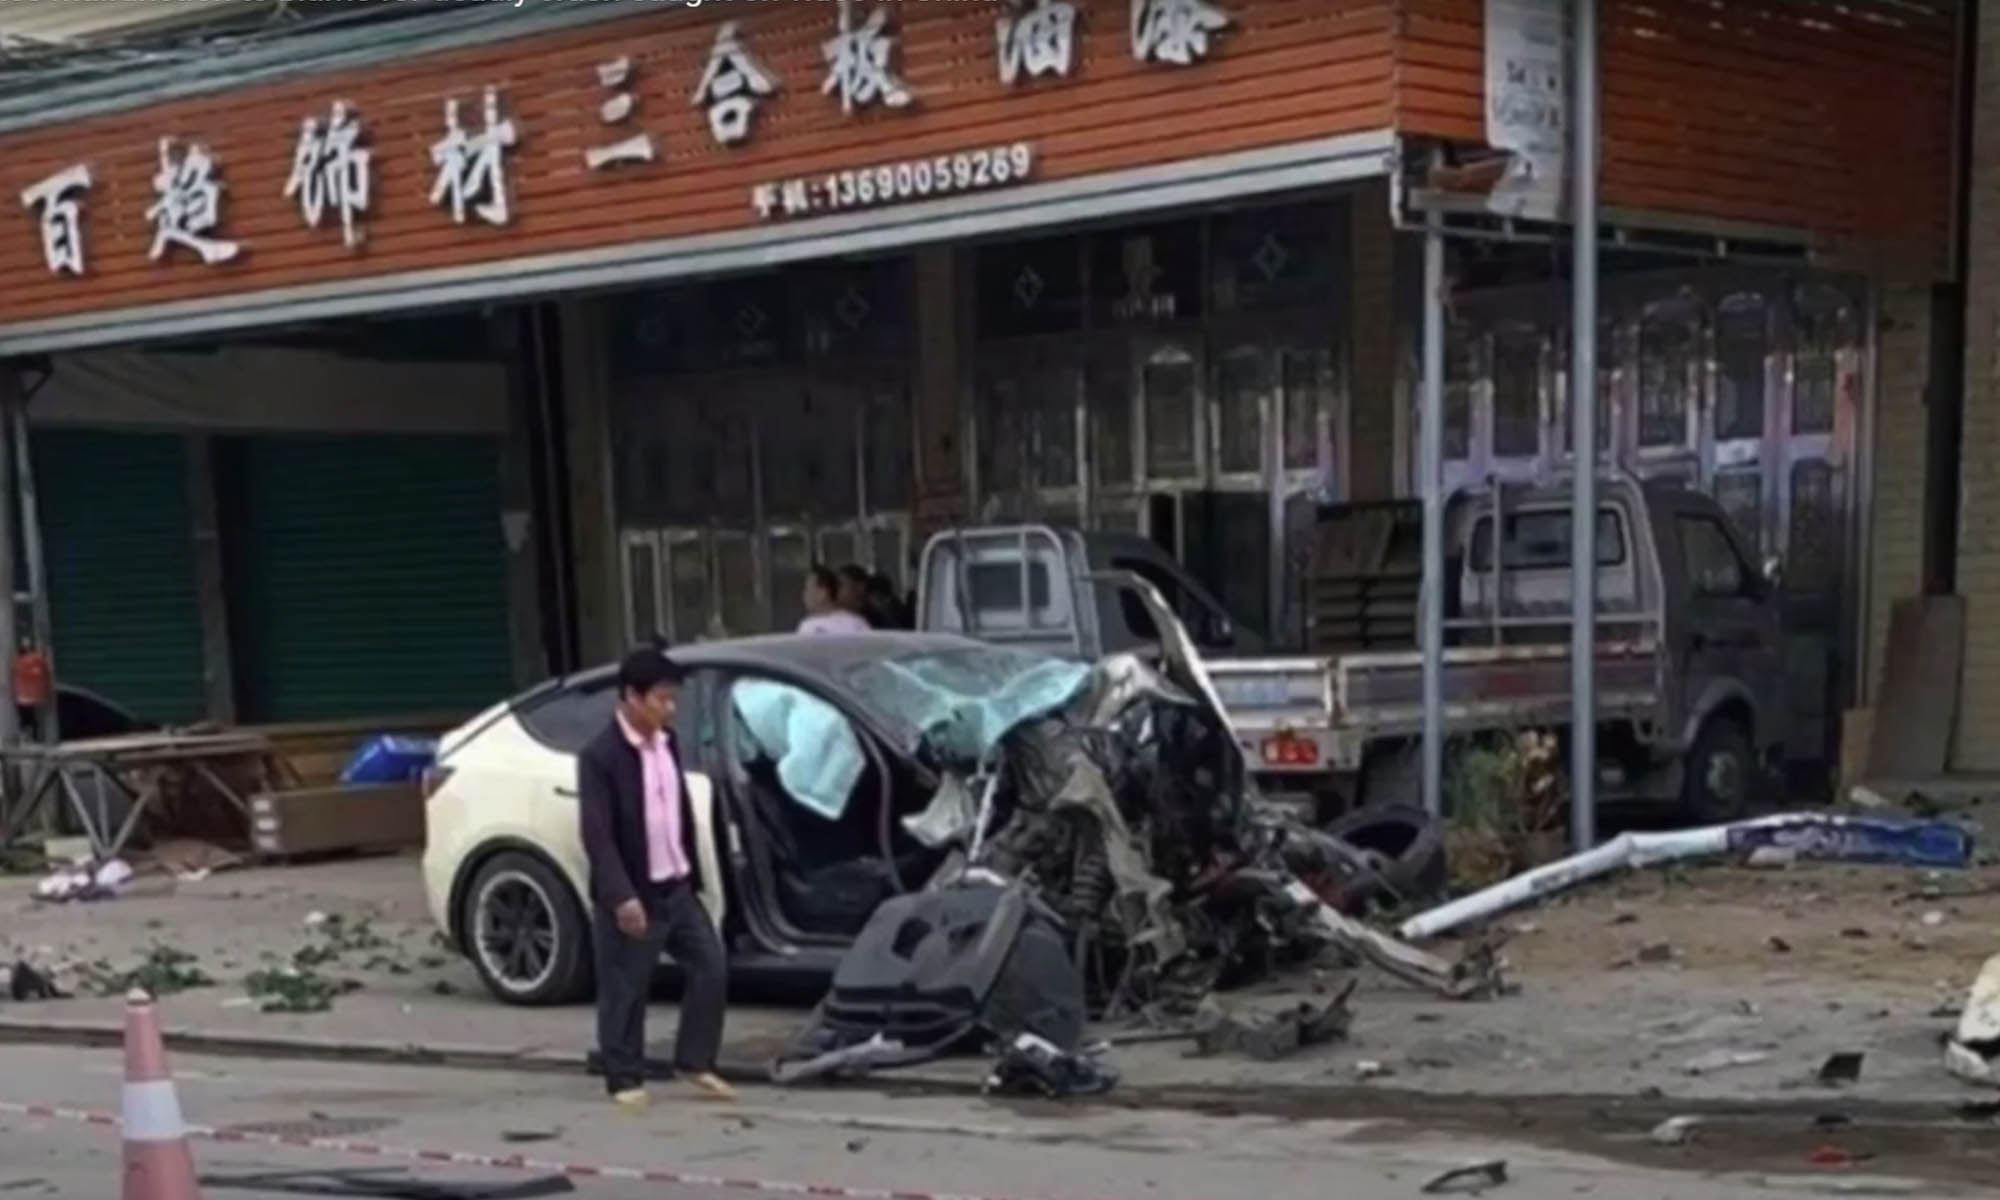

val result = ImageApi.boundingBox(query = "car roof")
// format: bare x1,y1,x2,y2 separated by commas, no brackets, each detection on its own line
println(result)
518,631,999,748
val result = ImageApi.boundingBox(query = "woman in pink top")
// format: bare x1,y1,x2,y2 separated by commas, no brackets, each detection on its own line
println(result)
797,564,871,635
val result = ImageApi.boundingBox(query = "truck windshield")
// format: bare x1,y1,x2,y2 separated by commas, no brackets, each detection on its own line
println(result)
1469,510,1625,571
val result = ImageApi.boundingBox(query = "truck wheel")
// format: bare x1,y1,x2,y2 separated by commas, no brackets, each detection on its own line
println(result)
1681,715,1756,825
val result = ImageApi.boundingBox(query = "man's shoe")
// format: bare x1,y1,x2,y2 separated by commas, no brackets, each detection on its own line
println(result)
684,1071,738,1102
611,1087,651,1112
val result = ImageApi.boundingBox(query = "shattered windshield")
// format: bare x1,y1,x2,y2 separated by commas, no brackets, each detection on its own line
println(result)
844,646,1092,764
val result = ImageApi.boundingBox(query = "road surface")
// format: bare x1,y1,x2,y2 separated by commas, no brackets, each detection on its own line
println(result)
0,1043,1986,1199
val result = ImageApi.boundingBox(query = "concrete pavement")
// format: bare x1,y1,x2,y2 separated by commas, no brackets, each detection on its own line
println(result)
4,855,1999,1118
3,1043,1991,1200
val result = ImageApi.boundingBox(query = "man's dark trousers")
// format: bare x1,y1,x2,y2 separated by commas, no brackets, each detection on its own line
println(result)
593,879,726,1093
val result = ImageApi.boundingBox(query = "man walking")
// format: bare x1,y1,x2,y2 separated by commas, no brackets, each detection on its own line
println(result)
578,649,736,1109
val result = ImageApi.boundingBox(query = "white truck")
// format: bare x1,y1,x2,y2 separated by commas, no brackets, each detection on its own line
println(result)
914,477,1787,823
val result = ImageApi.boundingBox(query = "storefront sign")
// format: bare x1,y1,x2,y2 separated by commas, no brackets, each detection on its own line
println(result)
693,20,778,146
20,164,89,277
1483,0,1569,222
3,2,1245,288
1131,0,1233,66
146,138,239,265
585,56,655,171
752,143,1037,222
428,87,518,227
820,0,912,114
284,100,371,249
998,0,1078,84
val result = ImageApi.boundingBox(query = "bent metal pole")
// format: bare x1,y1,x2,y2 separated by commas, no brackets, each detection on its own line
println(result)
1419,210,1446,817
1568,0,1600,851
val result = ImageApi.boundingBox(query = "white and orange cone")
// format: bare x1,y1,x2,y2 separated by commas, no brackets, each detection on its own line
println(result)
120,989,202,1200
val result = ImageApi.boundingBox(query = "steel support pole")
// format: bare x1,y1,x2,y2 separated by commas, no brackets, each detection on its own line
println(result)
0,368,19,756
1419,212,1447,816
1567,0,1600,850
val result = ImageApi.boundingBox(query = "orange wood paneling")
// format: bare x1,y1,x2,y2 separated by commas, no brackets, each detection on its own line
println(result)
0,0,1396,328
1394,0,1957,270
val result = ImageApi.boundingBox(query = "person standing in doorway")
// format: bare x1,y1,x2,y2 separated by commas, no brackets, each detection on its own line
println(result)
798,564,871,635
836,563,874,622
578,649,736,1110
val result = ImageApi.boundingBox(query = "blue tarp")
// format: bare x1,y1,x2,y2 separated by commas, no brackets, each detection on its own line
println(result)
731,680,866,821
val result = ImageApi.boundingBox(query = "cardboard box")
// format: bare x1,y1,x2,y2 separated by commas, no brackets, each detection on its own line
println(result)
250,781,422,858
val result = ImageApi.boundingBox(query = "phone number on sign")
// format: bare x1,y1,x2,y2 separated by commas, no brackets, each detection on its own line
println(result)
753,143,1036,221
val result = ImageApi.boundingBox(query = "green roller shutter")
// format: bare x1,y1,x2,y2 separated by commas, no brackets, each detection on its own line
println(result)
232,435,511,722
33,430,206,724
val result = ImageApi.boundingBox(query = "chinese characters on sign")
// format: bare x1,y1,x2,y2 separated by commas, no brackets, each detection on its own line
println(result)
20,164,90,277
17,5,1243,276
430,88,518,226
585,56,656,170
693,21,778,146
998,0,1078,84
148,138,240,265
821,0,912,115
1131,0,1232,66
284,100,371,248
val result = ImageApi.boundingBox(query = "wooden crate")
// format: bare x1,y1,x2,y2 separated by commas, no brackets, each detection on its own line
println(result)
250,782,424,858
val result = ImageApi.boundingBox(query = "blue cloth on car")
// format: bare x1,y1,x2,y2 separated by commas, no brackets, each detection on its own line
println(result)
847,654,1091,763
730,680,866,821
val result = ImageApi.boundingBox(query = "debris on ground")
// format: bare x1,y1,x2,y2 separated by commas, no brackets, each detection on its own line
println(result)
982,1031,1119,1098
73,944,213,997
1944,951,2000,1087
2,960,63,1001
146,838,244,883
1681,1048,1770,1076
1189,981,1356,1061
32,856,132,903
1806,1143,1864,1167
199,1166,575,1197
1818,1051,1865,1086
1648,1115,1702,1145
1420,1159,1509,1194
1399,813,1978,942
243,964,361,1013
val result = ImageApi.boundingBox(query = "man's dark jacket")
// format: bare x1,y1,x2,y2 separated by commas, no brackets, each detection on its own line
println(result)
576,720,703,913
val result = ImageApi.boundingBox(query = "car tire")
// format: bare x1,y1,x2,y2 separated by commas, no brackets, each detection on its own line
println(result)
1323,802,1449,905
463,851,593,1006
1681,714,1757,825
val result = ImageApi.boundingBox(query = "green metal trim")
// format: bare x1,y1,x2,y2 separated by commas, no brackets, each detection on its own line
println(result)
33,430,207,723
233,434,512,722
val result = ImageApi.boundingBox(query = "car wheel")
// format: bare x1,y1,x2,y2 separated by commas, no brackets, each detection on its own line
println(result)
1681,714,1757,825
464,851,592,1006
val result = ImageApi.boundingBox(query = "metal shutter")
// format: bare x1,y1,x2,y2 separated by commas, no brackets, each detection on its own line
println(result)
233,434,510,722
33,429,206,723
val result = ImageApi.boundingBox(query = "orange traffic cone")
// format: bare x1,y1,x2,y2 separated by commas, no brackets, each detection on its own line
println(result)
121,989,202,1200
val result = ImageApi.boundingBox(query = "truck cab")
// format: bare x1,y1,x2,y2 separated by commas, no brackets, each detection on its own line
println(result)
913,525,1261,661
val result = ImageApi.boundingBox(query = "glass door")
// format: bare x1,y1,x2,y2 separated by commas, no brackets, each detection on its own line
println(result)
1707,290,1776,554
